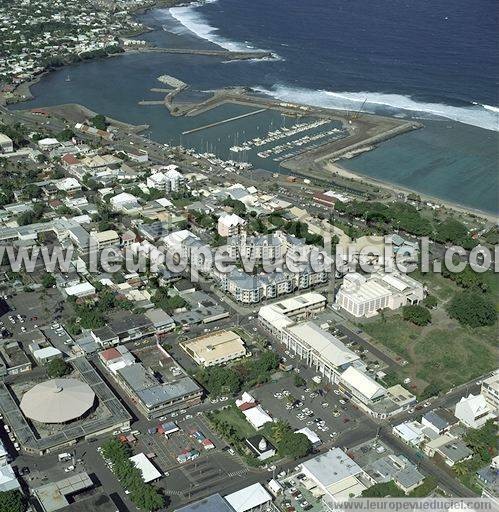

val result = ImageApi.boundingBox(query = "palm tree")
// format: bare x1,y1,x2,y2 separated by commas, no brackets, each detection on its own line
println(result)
272,420,290,444
453,464,468,477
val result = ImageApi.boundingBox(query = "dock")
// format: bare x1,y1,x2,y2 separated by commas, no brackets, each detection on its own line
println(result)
181,109,267,135
132,47,273,61
138,100,165,105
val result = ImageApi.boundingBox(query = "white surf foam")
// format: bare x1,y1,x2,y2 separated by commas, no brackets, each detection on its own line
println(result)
170,0,271,54
253,85,499,132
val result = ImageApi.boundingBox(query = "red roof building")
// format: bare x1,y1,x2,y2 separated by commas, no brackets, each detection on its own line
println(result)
100,347,122,362
61,154,80,167
239,402,257,412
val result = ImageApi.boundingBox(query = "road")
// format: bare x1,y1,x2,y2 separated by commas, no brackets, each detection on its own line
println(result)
378,427,475,497
335,322,400,369
1,103,487,503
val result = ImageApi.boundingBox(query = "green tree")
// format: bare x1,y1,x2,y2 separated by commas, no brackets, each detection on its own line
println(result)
464,419,497,462
294,374,306,387
402,305,431,326
201,366,241,396
0,490,26,512
24,184,41,199
277,431,312,459
447,292,497,327
435,219,476,249
420,383,442,400
361,481,405,497
41,273,56,288
90,114,107,131
47,358,71,378
423,295,438,309
56,128,74,142
101,439,165,511
255,351,279,373
271,420,291,444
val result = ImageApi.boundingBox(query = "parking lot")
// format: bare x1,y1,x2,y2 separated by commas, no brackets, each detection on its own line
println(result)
129,415,249,504
135,416,214,470
250,372,364,445
277,471,323,512
0,288,73,350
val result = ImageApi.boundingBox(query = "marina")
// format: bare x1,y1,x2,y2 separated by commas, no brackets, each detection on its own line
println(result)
181,108,267,134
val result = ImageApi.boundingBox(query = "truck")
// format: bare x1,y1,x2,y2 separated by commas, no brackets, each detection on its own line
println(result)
58,453,72,462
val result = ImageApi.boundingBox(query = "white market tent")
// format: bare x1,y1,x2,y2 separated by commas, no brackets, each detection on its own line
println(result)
129,453,162,483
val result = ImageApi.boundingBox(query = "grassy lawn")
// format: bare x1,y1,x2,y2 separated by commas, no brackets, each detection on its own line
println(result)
171,197,194,208
209,405,257,439
482,270,499,305
413,327,496,387
364,316,497,394
363,317,417,360
410,269,457,302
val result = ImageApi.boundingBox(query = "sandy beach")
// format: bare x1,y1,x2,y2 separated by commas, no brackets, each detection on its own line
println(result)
325,161,498,223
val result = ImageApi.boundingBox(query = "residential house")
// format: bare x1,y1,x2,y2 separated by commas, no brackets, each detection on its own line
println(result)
454,394,493,429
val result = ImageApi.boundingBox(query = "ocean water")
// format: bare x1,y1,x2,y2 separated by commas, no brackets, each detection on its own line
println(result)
14,0,499,213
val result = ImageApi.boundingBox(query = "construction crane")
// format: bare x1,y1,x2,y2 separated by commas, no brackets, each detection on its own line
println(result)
350,98,367,122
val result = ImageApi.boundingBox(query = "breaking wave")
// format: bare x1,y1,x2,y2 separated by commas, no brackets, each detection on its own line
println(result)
169,0,272,55
253,85,499,132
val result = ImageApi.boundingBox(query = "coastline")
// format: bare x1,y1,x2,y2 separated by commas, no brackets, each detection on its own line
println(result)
0,0,187,107
325,161,498,223
3,0,497,222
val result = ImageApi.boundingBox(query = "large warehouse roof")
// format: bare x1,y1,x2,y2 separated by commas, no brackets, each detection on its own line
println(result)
341,366,386,401
20,378,95,423
286,322,359,368
225,483,272,512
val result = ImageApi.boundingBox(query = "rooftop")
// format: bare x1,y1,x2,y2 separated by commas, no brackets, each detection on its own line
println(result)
20,378,95,424
286,322,359,368
33,472,93,512
118,362,200,409
175,493,235,512
129,453,162,483
225,483,272,512
301,448,363,488
341,366,386,401
182,330,246,365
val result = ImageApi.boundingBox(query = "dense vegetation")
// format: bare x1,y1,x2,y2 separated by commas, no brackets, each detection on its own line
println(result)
361,481,405,497
402,304,431,326
453,420,497,492
269,420,312,460
152,289,187,314
334,200,478,247
0,490,26,512
67,287,133,335
101,439,165,511
447,291,497,327
90,114,108,131
47,358,72,378
208,410,311,463
195,351,279,396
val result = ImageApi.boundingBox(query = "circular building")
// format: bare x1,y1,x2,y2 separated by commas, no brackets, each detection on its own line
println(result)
20,378,95,424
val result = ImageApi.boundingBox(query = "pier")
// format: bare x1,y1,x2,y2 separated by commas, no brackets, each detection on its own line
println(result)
130,47,273,61
138,100,165,105
181,109,267,135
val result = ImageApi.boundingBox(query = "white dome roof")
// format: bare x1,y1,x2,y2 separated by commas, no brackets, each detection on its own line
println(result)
20,378,95,423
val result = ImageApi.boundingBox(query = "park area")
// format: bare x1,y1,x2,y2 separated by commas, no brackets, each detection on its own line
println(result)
363,269,498,397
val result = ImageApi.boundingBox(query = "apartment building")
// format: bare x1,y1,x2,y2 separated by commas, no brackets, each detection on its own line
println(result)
217,213,246,237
